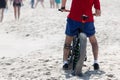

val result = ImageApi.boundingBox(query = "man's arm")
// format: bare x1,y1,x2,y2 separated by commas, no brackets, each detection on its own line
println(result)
94,0,101,16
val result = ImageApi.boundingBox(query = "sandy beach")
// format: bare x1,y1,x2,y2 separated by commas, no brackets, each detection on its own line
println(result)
0,0,120,80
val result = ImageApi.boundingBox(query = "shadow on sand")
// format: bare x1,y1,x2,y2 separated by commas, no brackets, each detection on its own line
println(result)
63,69,105,80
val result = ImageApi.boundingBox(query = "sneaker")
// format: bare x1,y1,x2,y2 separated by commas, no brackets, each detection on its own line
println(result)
63,63,68,70
93,63,99,70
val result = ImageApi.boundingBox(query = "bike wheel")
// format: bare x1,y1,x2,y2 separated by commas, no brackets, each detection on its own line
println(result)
75,33,87,75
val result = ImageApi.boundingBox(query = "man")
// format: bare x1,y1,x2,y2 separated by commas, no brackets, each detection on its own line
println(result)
60,0,101,70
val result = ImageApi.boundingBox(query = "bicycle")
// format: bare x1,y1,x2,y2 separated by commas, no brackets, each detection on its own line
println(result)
68,15,88,76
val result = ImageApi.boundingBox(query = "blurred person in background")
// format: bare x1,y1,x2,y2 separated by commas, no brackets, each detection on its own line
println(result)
55,0,60,9
0,0,8,22
11,0,23,20
35,0,45,8
50,0,55,8
31,0,35,8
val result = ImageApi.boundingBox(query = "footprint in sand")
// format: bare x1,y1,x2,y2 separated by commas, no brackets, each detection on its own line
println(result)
106,74,114,78
37,69,42,71
25,34,30,37
49,66,53,68
11,68,15,70
26,66,34,69
44,59,50,62
43,72,51,75
46,77,57,80
1,57,5,59
4,62,12,66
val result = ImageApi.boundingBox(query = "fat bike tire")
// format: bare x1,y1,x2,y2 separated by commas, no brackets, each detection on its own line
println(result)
74,33,87,75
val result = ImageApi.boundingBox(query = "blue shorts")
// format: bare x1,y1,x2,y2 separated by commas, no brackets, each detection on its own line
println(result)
65,18,96,37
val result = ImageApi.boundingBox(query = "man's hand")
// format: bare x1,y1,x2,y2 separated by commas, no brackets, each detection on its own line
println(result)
94,9,101,16
58,7,70,12
58,7,65,12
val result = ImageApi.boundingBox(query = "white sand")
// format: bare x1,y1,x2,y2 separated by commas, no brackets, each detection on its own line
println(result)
0,0,120,80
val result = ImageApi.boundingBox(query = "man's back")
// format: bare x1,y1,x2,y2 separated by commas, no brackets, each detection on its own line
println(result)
68,0,100,22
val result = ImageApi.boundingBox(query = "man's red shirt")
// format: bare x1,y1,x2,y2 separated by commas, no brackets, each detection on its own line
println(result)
68,0,100,22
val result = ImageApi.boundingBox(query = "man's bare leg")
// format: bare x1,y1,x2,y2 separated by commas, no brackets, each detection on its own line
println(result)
89,35,99,70
63,35,73,69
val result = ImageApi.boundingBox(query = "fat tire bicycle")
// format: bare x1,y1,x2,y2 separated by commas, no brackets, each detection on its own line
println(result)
67,15,89,76
59,9,89,76
67,32,87,76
